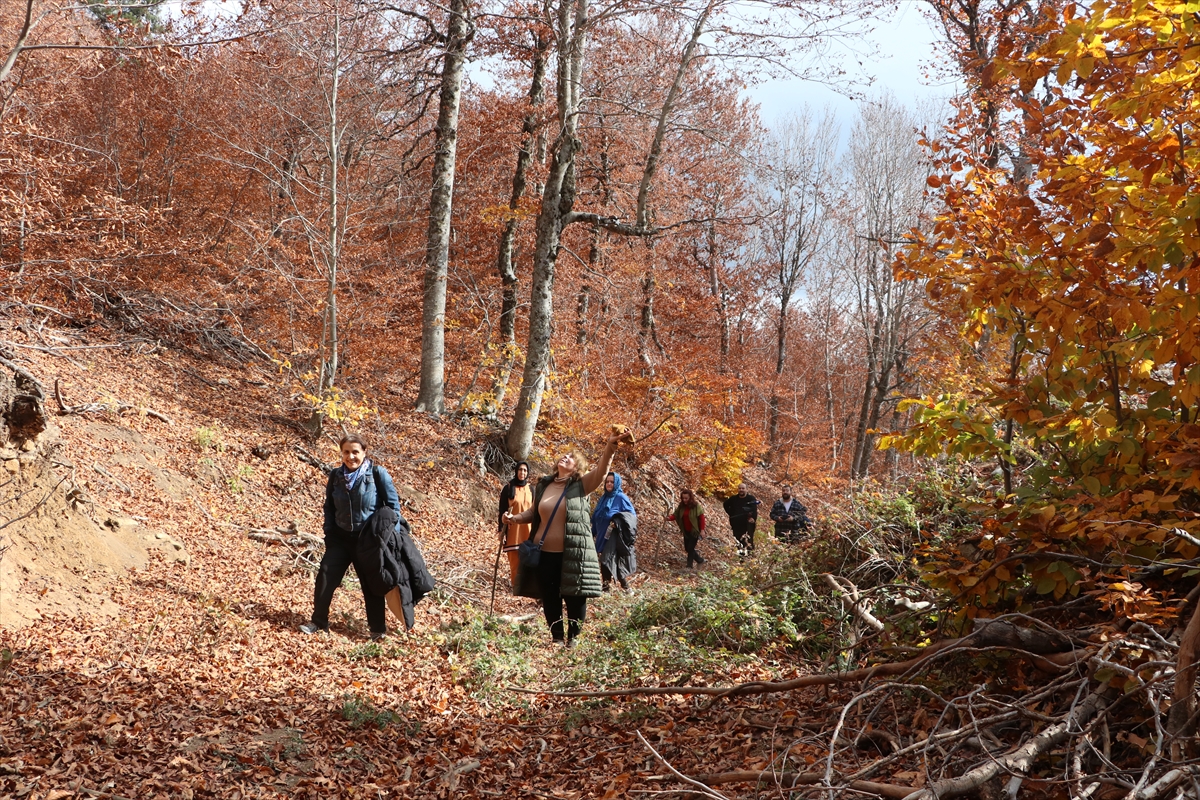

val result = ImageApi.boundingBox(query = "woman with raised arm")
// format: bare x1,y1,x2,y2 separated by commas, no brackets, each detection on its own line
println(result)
503,428,635,645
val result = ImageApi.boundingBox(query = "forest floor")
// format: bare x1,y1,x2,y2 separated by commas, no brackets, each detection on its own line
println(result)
0,319,860,800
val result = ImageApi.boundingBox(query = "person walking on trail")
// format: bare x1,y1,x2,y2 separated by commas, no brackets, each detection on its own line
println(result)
769,484,809,544
722,482,761,556
301,434,400,640
503,428,635,646
592,472,637,592
497,461,532,589
668,488,707,569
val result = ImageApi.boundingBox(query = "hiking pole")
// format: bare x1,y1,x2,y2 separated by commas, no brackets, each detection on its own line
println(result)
489,538,503,616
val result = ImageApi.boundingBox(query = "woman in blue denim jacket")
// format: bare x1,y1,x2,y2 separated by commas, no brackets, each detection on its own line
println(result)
300,434,402,639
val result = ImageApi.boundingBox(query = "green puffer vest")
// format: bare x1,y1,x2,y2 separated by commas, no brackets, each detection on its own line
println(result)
530,476,603,599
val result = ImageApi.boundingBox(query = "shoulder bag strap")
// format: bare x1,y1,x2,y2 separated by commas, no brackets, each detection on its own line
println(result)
534,484,569,550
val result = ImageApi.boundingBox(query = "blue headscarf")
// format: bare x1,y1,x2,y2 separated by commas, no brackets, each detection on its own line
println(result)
592,473,636,551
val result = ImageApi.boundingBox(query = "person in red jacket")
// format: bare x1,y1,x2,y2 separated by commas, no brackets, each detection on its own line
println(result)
668,488,706,568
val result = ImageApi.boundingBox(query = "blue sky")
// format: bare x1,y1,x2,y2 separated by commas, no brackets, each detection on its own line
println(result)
750,1,957,131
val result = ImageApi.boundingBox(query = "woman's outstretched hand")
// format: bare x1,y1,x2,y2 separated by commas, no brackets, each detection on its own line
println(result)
607,425,635,446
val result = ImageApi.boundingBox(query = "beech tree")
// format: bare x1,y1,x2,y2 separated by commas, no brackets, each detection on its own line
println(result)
489,22,550,414
887,0,1200,629
415,0,475,415
502,0,870,460
211,2,398,428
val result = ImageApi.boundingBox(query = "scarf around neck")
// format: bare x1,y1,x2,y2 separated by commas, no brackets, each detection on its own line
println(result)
343,459,371,492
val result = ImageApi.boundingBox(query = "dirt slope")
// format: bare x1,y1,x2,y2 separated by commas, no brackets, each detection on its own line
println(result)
0,320,808,800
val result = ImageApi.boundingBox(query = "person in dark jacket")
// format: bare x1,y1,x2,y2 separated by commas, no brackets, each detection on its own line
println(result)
769,485,809,544
668,488,706,568
592,472,637,591
300,434,401,640
603,511,638,593
503,428,634,645
722,483,761,556
356,506,435,631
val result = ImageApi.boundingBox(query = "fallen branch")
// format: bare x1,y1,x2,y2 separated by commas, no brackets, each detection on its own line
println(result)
648,770,914,798
55,379,173,425
0,354,46,398
1132,768,1188,800
824,573,885,632
193,497,215,521
93,462,134,496
246,523,323,549
902,688,1111,800
637,730,731,800
0,473,71,531
247,530,324,548
295,445,333,475
77,785,137,800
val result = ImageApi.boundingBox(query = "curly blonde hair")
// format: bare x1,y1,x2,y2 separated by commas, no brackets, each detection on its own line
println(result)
567,449,589,481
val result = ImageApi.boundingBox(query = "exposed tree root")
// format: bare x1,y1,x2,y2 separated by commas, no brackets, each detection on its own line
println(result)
54,379,174,425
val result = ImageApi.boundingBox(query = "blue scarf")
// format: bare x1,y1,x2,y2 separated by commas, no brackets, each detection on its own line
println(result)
343,459,371,492
591,473,636,551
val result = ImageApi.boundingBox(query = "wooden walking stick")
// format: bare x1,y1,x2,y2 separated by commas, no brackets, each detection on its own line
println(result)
489,538,503,615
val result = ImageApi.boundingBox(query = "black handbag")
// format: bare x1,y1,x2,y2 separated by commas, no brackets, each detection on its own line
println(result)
513,560,542,599
512,485,567,599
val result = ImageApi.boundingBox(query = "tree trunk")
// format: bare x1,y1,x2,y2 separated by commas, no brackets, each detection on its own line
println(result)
313,10,343,434
491,32,548,413
637,243,665,377
416,0,472,414
704,219,730,371
850,312,881,480
770,293,790,449
824,312,838,471
504,0,588,460
504,0,712,458
0,0,35,86
576,135,611,389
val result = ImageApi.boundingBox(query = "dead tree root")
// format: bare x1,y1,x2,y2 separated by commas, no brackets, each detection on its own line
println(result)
54,379,173,425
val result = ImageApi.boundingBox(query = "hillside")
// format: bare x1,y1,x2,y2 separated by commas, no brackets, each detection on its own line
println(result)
1,305,1197,799
0,315,820,799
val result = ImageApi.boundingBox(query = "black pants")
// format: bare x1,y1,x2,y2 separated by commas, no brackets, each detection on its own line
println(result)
537,551,587,641
312,531,387,635
683,533,705,567
774,521,808,545
601,563,630,590
730,519,755,554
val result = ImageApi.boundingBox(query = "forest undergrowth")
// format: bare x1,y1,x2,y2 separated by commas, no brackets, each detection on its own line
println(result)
0,311,1197,800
